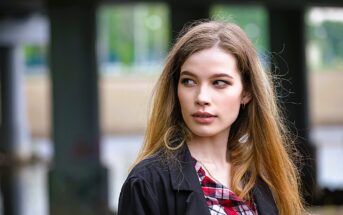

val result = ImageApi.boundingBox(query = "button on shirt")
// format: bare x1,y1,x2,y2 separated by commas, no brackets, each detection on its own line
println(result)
194,160,258,215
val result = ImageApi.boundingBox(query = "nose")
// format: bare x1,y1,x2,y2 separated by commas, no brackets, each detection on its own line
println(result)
195,85,210,106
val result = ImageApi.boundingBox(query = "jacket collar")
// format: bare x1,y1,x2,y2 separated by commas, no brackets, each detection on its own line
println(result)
168,146,211,215
253,178,279,215
167,145,278,215
168,145,201,192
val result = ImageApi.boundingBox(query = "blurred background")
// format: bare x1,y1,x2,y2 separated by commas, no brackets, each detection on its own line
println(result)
0,0,343,214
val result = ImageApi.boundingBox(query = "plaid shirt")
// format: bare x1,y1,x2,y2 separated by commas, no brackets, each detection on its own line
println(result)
194,160,258,215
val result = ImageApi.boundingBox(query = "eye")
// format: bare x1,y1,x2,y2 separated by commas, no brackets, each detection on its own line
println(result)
213,80,230,88
180,78,196,87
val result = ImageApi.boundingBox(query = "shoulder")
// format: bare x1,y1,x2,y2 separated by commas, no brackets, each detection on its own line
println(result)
122,150,176,196
122,148,190,193
118,154,167,215
128,151,170,180
128,147,189,179
118,151,176,211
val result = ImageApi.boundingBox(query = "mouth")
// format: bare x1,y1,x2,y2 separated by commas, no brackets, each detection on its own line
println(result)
191,111,217,124
192,111,216,118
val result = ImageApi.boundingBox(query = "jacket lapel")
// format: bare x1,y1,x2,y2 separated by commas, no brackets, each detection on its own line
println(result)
169,146,211,215
253,178,279,215
168,146,278,215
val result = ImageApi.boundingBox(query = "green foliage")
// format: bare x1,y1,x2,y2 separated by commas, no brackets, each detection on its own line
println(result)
322,22,343,62
24,45,47,66
98,6,135,65
211,5,269,53
307,20,343,71
98,4,170,69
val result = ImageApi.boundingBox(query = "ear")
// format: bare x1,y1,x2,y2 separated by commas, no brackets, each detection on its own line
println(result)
241,90,252,105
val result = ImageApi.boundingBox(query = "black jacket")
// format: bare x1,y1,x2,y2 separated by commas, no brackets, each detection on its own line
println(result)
118,146,278,215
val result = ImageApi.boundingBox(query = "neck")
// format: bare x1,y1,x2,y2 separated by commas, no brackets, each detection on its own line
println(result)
187,131,229,165
187,130,232,188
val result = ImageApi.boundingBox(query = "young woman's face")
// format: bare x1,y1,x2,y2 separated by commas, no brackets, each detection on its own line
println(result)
177,47,249,138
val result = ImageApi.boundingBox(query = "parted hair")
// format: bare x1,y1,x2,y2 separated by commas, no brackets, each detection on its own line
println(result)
133,20,305,215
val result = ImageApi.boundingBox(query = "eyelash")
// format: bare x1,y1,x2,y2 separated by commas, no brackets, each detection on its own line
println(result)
180,78,196,86
180,78,231,88
213,80,230,87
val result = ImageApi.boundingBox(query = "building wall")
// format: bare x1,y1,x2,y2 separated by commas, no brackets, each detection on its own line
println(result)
25,72,343,138
309,71,343,126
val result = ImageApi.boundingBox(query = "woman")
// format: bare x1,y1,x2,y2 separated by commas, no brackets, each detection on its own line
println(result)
118,21,305,215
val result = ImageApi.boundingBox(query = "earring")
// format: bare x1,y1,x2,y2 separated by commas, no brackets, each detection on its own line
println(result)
238,134,249,143
241,102,246,109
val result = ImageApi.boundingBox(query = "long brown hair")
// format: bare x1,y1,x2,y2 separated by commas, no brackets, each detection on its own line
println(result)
134,20,305,215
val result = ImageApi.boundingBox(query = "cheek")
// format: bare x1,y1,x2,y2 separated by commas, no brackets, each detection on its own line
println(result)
220,93,242,113
177,86,182,106
178,88,194,121
177,86,186,111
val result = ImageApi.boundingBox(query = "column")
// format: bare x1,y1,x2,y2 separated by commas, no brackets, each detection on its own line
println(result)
268,6,316,204
168,1,211,41
0,46,31,215
48,3,109,214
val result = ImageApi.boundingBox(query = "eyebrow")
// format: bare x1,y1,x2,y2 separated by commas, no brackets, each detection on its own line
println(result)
180,70,234,79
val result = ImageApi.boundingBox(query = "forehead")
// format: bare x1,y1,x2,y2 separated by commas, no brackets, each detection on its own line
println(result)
180,47,240,78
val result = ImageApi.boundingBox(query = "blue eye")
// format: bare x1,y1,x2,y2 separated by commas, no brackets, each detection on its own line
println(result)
181,78,196,86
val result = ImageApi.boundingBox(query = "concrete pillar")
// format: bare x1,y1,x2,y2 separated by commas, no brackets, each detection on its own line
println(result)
0,15,49,215
0,15,48,215
48,3,109,215
0,46,31,215
267,6,316,203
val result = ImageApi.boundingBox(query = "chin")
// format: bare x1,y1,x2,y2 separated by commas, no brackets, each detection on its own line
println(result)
188,128,219,138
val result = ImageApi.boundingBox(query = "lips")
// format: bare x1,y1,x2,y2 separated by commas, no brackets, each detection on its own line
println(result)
191,111,217,124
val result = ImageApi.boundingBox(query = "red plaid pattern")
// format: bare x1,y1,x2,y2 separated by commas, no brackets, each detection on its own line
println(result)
194,161,258,215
